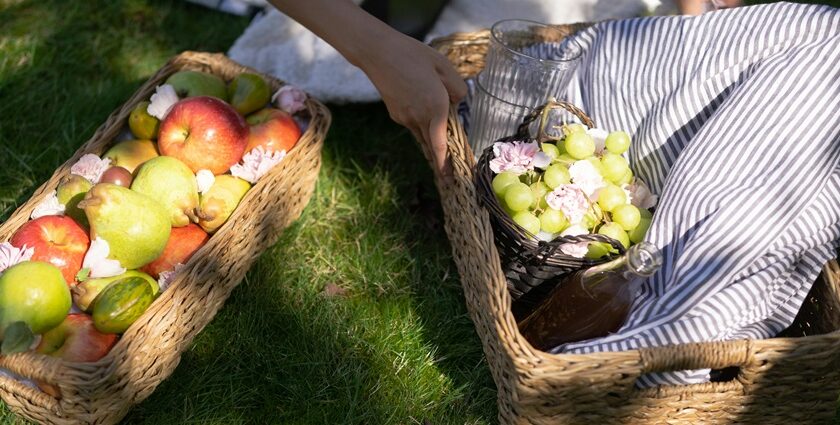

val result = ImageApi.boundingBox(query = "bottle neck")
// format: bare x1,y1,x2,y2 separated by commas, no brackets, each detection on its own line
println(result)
580,242,663,280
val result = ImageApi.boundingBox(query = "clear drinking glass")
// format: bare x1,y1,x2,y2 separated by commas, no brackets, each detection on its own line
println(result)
468,73,532,155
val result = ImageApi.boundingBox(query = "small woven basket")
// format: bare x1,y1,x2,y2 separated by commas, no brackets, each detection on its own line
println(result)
429,24,840,425
0,51,330,425
474,101,624,307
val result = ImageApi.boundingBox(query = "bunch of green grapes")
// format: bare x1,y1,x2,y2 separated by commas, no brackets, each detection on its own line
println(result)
490,124,653,258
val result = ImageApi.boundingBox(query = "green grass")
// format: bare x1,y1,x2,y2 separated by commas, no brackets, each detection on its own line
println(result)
0,0,496,423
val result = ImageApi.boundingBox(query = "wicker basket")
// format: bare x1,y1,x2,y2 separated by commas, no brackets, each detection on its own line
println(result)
474,101,625,311
0,51,330,425
429,25,840,424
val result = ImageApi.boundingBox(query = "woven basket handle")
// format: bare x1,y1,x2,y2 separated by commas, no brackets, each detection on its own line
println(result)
638,339,755,374
515,100,596,140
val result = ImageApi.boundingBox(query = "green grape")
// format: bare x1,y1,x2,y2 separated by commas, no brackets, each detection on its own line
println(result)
539,208,568,233
597,184,626,212
504,182,533,212
563,123,587,135
617,168,634,185
598,222,630,249
611,204,641,230
530,181,550,209
556,153,576,165
605,131,631,154
492,171,520,197
580,204,603,230
564,132,596,159
513,211,541,235
544,164,571,188
585,242,613,259
601,152,630,184
585,156,606,176
639,208,653,220
541,143,560,160
629,218,651,244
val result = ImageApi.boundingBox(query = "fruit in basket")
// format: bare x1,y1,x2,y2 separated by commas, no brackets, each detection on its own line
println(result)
597,184,626,212
196,175,251,233
539,208,568,234
99,166,133,187
103,140,159,173
10,216,90,285
512,211,540,235
158,96,249,174
79,183,171,269
540,142,560,160
503,183,533,212
529,182,550,210
564,132,595,159
598,222,630,249
228,73,270,116
629,216,652,244
605,131,631,154
491,171,519,197
56,175,93,228
165,70,227,100
128,102,160,140
600,152,630,183
0,261,71,352
73,270,158,312
245,108,301,154
91,276,156,334
141,224,209,279
131,156,199,227
543,163,571,188
612,204,641,231
36,314,118,360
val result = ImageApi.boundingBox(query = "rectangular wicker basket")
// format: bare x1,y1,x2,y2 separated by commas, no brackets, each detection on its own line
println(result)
428,26,840,424
0,51,330,425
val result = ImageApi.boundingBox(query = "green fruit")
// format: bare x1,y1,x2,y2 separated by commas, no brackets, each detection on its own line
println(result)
80,183,171,269
512,211,540,235
131,156,199,227
103,140,159,173
227,73,270,116
72,270,158,312
492,171,519,197
165,70,227,100
597,184,627,212
540,143,560,160
544,163,571,188
605,131,631,154
564,132,595,159
529,181,550,209
57,175,92,228
599,222,630,249
92,276,155,334
585,242,612,259
197,175,251,233
539,208,568,233
503,182,533,212
128,102,160,140
629,218,652,244
0,261,71,338
612,204,642,231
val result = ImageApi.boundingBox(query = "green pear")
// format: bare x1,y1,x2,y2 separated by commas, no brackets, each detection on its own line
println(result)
165,70,227,100
196,175,251,233
56,175,93,228
131,156,199,227
79,183,171,269
103,140,159,173
128,101,160,140
72,270,158,312
227,73,270,116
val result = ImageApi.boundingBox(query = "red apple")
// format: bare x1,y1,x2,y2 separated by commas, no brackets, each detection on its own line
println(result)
11,216,90,285
245,108,301,154
158,96,249,174
35,314,118,397
140,223,209,279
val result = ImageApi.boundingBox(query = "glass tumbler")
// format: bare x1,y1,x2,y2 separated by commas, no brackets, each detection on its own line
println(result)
468,73,532,155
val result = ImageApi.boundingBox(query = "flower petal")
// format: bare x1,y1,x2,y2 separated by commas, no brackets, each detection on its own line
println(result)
157,263,185,293
31,191,65,220
147,84,179,120
230,146,287,184
82,237,125,279
70,154,112,184
545,185,590,224
587,128,609,155
195,169,216,195
272,85,307,115
532,151,552,169
0,242,35,274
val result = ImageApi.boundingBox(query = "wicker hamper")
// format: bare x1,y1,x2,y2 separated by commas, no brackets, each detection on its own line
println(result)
427,26,840,424
0,51,330,424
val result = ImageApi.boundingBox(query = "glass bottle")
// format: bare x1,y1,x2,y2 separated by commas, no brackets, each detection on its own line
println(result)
518,242,663,351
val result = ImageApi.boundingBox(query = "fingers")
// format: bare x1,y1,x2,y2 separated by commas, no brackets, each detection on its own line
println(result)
425,106,451,177
438,61,468,104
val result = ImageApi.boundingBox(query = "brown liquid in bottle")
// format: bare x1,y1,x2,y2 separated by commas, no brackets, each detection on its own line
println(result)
518,242,662,351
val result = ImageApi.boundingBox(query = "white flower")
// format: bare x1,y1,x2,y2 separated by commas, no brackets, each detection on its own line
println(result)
195,169,215,195
157,263,186,293
627,177,658,209
272,85,307,115
489,141,543,175
568,160,606,200
0,242,34,273
147,84,179,120
545,184,590,224
559,224,590,258
31,190,65,219
532,151,552,169
587,128,609,155
230,146,287,184
70,154,112,184
82,237,125,279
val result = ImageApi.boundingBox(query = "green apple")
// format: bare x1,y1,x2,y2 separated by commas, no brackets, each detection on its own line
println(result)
103,139,159,173
227,73,270,116
57,175,93,228
129,101,160,140
165,70,227,100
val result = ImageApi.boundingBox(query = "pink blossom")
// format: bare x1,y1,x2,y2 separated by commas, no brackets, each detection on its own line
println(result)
230,146,286,184
31,190,65,219
147,84,179,120
272,85,307,115
627,177,658,209
158,263,186,292
70,154,112,184
558,224,590,258
545,184,590,224
568,160,606,200
489,141,546,174
82,237,125,279
587,128,609,155
0,242,34,273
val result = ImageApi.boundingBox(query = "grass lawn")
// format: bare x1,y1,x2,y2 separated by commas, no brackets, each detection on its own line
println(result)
0,0,496,423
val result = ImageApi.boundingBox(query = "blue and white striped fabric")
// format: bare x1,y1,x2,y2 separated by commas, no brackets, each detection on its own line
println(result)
539,3,840,386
